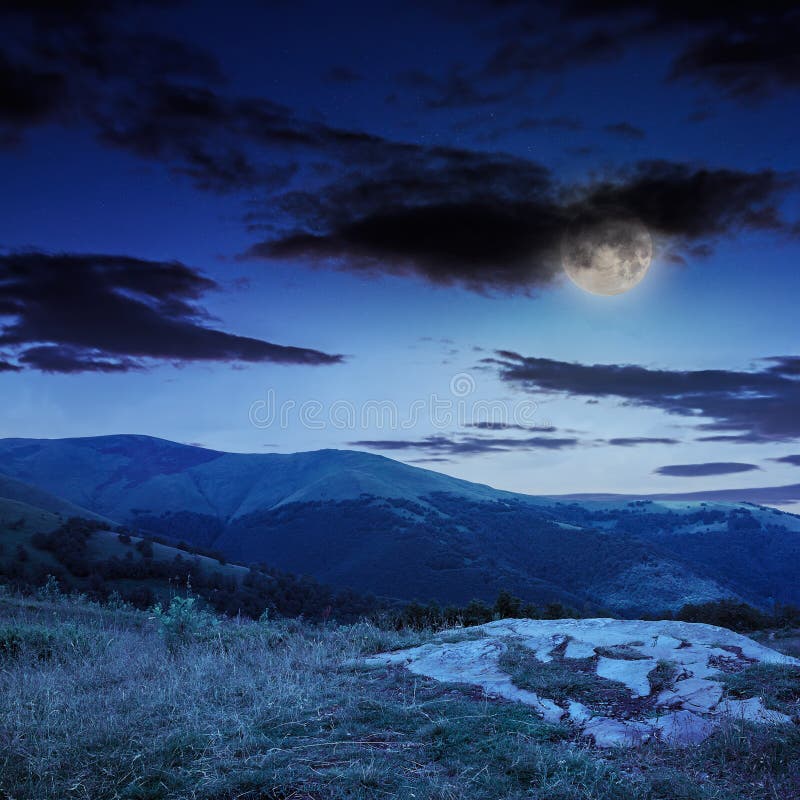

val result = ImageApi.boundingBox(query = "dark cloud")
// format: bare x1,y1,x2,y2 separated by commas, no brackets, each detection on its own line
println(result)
398,67,515,109
0,54,67,143
325,66,363,83
655,462,760,477
471,115,584,144
771,455,800,467
604,122,645,140
93,82,392,193
668,13,800,99
0,252,342,373
246,148,565,292
490,352,800,443
607,437,679,446
0,2,391,192
454,429,678,446
0,359,21,372
450,1,800,105
465,421,557,432
695,433,770,444
17,345,141,374
0,4,223,109
566,145,595,158
247,157,796,294
687,109,713,123
515,116,584,132
348,433,579,456
485,26,623,79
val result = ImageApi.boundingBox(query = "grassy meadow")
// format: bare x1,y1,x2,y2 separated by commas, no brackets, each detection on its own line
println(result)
0,590,799,800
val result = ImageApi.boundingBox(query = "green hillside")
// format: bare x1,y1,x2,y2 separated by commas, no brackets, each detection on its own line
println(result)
1,435,799,613
0,495,376,621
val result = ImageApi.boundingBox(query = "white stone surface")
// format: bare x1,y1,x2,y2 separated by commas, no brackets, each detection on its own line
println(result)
564,639,596,659
366,618,799,747
652,710,715,744
582,717,651,747
715,697,794,725
657,677,722,713
596,655,655,696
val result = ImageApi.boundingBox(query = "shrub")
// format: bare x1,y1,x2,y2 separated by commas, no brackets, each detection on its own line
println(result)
36,574,62,603
0,623,56,659
151,595,220,650
677,599,771,632
0,621,86,660
494,589,522,618
136,539,154,559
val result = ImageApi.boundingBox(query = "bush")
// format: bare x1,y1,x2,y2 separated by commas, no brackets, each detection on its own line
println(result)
36,575,62,603
0,621,87,660
151,595,220,650
0,623,57,660
136,539,154,559
677,599,771,632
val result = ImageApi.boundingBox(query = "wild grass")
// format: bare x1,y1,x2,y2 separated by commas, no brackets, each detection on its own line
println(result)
718,663,800,717
498,642,633,709
0,592,798,799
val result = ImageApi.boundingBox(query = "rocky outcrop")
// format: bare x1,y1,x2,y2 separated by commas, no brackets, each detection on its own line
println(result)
366,618,799,747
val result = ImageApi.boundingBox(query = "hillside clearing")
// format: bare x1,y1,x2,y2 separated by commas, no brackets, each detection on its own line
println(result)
1,593,799,799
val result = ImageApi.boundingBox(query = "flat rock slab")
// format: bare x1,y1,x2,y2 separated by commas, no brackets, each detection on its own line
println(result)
658,677,723,713
366,618,799,747
596,655,655,697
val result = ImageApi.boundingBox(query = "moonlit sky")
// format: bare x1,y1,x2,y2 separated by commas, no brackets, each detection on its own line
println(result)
1,1,800,499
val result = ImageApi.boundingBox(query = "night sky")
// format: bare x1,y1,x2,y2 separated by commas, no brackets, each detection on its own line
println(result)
1,1,799,500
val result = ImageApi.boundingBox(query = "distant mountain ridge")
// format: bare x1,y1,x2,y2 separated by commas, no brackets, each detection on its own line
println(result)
0,435,514,519
558,485,800,508
1,435,798,613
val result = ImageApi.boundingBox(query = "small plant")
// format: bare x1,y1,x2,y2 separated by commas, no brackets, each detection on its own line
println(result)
106,590,129,611
648,659,678,694
36,574,62,603
595,644,650,660
151,594,219,650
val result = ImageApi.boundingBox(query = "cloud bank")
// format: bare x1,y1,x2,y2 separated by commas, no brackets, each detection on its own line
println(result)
0,252,341,373
248,159,795,294
489,352,800,443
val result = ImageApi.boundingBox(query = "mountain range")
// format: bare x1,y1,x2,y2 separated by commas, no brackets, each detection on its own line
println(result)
0,434,798,614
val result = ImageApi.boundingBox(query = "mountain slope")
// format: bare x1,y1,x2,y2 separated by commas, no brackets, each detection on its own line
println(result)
0,435,798,612
0,473,109,522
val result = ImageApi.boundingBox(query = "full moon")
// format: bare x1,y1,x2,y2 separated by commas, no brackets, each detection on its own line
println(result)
561,218,653,295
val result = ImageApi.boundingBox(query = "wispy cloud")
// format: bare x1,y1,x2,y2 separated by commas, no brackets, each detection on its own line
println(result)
489,352,800,443
655,462,760,477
